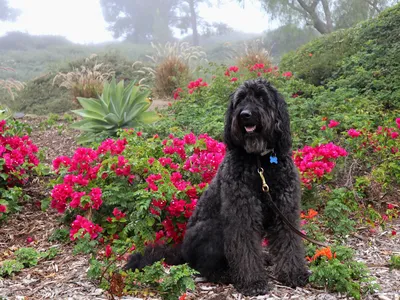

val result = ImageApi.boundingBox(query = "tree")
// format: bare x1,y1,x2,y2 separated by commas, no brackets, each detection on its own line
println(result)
100,0,178,43
174,0,210,46
0,0,19,22
240,0,397,34
100,0,211,45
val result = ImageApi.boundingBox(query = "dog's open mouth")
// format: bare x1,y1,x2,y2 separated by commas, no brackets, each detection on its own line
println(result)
245,125,257,133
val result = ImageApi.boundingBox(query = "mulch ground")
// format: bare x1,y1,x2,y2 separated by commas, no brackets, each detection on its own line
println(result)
0,115,399,300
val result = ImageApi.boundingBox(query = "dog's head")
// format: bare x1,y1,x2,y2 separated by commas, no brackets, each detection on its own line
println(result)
224,78,292,155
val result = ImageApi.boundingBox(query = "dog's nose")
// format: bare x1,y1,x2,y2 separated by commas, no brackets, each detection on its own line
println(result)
240,110,252,119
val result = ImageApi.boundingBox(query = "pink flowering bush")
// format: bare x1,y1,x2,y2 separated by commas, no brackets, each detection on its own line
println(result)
293,143,348,189
0,120,39,187
50,130,225,251
0,120,41,220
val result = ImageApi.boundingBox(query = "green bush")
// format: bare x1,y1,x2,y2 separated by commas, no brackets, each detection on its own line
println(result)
10,73,75,115
0,259,24,277
15,247,40,267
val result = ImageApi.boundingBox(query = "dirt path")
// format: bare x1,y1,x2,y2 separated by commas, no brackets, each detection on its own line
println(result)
1,116,400,300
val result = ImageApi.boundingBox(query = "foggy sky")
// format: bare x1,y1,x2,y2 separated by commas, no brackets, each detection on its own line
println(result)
0,0,272,44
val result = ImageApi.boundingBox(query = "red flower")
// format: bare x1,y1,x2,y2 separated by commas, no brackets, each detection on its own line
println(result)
0,205,6,213
179,293,187,300
105,244,113,258
392,230,397,236
321,125,326,131
26,236,34,244
388,203,394,209
282,71,292,78
229,66,239,72
231,77,238,82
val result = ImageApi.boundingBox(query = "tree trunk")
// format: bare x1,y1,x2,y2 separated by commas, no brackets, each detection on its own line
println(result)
296,0,331,34
321,0,333,33
188,0,199,46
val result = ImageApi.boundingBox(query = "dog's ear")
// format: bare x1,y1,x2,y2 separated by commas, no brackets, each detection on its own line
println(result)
273,90,292,155
223,93,235,149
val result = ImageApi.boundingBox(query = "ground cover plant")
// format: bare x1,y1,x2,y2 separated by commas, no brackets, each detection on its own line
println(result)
1,4,400,300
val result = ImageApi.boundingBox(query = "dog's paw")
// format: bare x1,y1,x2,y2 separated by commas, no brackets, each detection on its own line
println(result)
236,280,269,296
123,253,143,271
277,268,310,288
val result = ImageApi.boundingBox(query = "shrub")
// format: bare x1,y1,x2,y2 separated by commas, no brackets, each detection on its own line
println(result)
15,247,40,267
280,3,400,111
0,119,41,220
308,245,379,299
0,259,24,277
153,57,190,98
11,73,75,115
135,42,207,98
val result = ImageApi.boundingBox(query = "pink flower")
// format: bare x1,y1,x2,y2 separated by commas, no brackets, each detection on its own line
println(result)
112,208,126,220
328,120,340,128
321,125,326,131
0,205,6,213
348,129,361,138
26,236,34,244
388,203,394,209
391,132,399,139
89,188,103,210
231,77,238,82
396,118,400,129
69,215,103,241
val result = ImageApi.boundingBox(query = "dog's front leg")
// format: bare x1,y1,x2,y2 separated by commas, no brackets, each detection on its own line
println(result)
267,191,310,288
222,196,268,296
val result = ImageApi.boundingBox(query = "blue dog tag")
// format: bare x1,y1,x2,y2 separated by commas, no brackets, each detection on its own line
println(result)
270,155,278,164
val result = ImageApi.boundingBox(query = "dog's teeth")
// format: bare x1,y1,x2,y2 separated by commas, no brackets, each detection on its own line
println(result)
245,126,256,132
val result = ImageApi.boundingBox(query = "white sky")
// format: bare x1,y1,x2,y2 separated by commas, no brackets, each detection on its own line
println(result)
0,0,271,44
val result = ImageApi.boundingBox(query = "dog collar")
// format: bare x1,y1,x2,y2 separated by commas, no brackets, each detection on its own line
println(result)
260,148,273,156
260,148,278,164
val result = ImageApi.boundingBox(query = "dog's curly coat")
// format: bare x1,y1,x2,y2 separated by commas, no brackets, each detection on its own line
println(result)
125,78,309,296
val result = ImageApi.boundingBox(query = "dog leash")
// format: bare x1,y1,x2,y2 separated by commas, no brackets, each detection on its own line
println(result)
256,156,328,248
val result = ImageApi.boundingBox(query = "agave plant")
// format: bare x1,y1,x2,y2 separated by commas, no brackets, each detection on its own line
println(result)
71,78,159,138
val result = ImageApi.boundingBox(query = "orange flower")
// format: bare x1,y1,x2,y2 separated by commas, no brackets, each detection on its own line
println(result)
301,209,318,219
322,116,328,121
310,247,336,261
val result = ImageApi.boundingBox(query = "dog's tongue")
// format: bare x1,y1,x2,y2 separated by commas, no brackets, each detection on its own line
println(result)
245,125,256,133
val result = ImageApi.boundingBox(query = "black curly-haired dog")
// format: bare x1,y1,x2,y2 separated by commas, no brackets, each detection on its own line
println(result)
125,78,309,296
